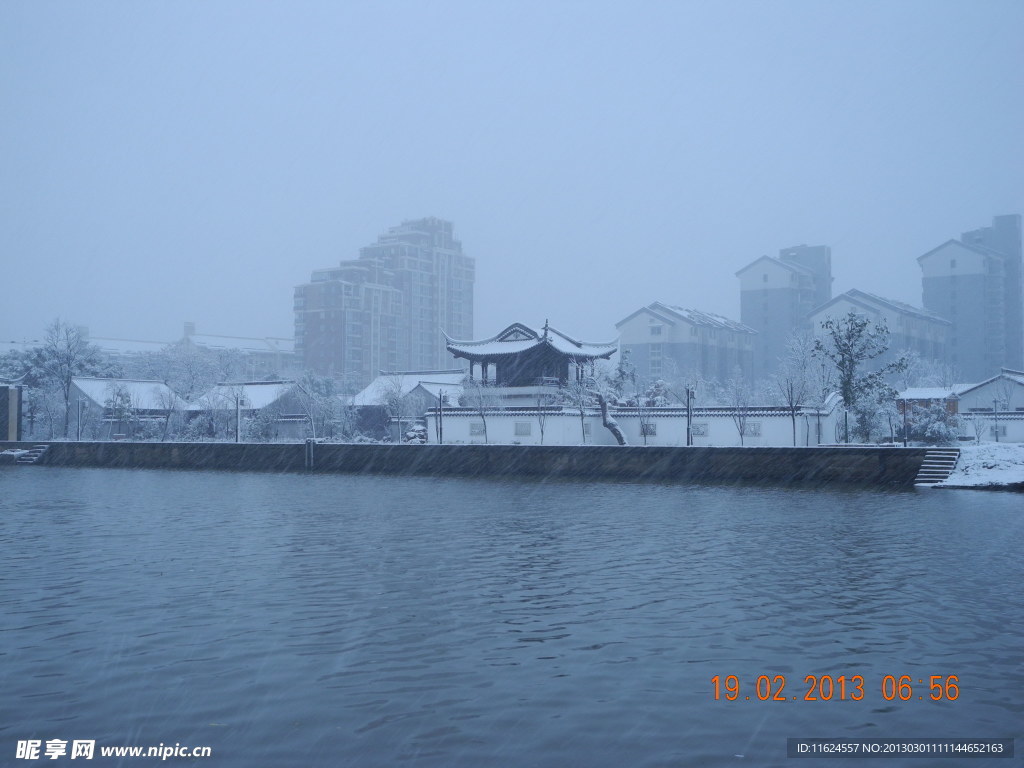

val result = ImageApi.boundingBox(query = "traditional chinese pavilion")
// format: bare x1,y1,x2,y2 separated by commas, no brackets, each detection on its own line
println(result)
444,322,617,387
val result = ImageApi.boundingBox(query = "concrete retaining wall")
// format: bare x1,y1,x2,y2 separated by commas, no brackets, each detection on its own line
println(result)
0,441,932,487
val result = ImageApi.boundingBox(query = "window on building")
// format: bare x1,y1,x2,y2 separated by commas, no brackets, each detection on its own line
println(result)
691,423,708,436
950,258,957,268
641,423,657,436
747,422,761,437
583,423,591,436
650,325,662,336
470,423,486,436
514,422,532,436
763,274,768,282
650,343,662,375
990,425,1007,438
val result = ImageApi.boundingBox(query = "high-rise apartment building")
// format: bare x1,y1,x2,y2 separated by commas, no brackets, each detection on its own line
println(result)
294,218,475,389
918,214,1022,381
736,245,833,380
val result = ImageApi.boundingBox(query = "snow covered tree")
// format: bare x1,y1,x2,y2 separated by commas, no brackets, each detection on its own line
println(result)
294,373,340,440
908,402,962,445
585,362,626,445
813,311,906,443
850,373,899,443
160,341,220,402
30,320,115,438
104,382,140,439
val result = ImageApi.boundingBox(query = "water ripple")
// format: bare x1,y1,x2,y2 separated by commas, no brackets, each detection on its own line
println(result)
0,469,1020,766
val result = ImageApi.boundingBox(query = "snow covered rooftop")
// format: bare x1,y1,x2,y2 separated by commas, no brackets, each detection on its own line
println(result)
653,303,756,333
898,387,958,400
88,337,170,355
735,254,815,278
445,323,617,360
847,289,951,324
82,331,295,357
72,377,179,410
188,334,295,355
351,370,466,406
188,381,296,410
414,380,464,403
814,290,950,325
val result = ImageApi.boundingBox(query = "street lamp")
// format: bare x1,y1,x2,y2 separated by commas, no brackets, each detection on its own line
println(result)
993,398,1001,442
902,398,909,447
685,386,695,446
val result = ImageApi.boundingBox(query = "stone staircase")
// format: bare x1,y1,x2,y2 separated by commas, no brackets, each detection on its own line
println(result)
16,445,49,465
913,448,960,485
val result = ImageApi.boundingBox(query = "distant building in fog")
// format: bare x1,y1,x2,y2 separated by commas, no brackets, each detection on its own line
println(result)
736,244,832,379
294,217,475,390
80,324,296,381
807,289,950,370
918,214,1023,380
617,302,755,383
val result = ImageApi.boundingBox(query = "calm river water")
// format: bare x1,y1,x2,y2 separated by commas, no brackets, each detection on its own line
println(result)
1,467,1020,766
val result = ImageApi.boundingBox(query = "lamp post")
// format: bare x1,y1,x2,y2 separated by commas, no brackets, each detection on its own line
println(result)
993,399,1000,442
437,389,444,445
685,386,695,446
902,399,908,447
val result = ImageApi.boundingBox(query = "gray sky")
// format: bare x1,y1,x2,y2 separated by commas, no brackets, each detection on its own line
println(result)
3,0,1022,346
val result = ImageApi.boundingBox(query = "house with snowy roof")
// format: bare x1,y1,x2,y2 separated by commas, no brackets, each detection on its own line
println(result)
808,289,950,370
350,370,466,441
616,302,755,383
186,381,311,440
896,369,1024,443
70,377,182,440
952,369,1024,443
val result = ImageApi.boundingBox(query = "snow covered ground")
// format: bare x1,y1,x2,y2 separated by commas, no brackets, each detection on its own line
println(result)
937,442,1024,489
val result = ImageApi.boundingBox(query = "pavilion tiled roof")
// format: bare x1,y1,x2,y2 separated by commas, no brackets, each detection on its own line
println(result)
445,322,617,360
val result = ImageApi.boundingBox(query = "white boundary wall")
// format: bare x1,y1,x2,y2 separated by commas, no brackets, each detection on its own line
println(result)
426,404,844,447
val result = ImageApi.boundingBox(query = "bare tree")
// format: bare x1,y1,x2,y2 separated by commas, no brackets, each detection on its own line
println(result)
772,332,813,446
153,385,183,441
378,374,411,443
535,391,557,445
557,372,592,444
724,370,752,446
460,376,505,444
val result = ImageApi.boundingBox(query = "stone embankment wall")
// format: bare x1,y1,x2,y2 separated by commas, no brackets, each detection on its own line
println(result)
0,441,932,487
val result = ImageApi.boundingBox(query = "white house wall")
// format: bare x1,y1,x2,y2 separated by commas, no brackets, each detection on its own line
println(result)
956,376,1024,412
